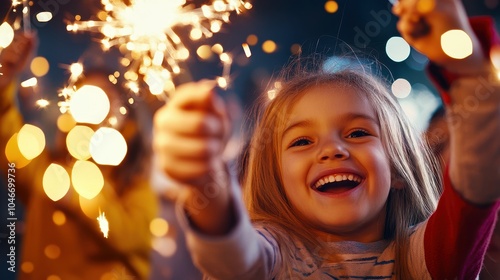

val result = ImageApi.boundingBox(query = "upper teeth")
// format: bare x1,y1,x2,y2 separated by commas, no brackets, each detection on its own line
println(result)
314,173,362,189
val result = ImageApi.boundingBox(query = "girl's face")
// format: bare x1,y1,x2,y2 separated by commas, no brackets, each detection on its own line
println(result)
280,83,392,243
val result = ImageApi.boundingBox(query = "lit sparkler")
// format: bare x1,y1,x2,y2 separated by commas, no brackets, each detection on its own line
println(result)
97,210,109,238
67,0,252,96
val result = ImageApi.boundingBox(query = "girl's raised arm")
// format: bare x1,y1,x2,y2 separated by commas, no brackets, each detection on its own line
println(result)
394,0,500,204
395,0,500,278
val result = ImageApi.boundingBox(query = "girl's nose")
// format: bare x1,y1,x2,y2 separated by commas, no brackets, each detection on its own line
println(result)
317,138,350,161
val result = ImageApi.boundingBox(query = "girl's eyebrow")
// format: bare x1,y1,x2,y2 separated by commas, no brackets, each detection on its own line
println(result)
340,113,379,126
283,113,379,138
283,119,315,138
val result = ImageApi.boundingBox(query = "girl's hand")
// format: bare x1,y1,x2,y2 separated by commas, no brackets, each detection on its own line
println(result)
393,0,487,74
153,81,234,235
154,80,230,188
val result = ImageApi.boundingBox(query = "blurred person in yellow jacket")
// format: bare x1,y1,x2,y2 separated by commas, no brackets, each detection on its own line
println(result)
0,32,158,280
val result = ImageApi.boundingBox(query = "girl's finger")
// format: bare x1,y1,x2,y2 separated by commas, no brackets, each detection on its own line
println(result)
156,134,223,161
157,110,224,137
170,80,218,111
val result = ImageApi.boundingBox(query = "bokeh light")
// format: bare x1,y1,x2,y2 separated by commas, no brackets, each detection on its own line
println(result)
291,44,302,55
89,127,127,166
66,125,94,160
17,124,45,160
391,78,412,99
386,36,410,62
5,133,31,169
0,22,14,48
246,34,258,46
69,63,84,80
56,113,77,133
150,218,169,237
69,85,110,124
152,237,177,257
71,160,104,200
36,11,53,22
417,0,435,13
491,46,500,70
43,164,70,201
44,244,61,259
262,40,277,53
211,43,224,54
20,77,37,87
30,56,50,77
52,210,67,226
441,29,473,59
196,45,213,60
79,194,102,219
21,262,34,274
324,1,339,13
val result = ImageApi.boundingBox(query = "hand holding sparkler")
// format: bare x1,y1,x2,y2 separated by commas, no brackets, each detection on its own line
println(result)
153,80,235,235
392,0,487,73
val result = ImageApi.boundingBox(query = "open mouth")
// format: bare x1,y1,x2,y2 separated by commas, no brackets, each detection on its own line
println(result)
313,174,362,194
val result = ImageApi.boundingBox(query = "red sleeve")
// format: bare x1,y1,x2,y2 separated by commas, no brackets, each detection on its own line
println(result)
424,169,500,279
427,16,500,105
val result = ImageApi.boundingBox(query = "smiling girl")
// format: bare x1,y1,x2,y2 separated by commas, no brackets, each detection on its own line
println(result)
153,0,500,278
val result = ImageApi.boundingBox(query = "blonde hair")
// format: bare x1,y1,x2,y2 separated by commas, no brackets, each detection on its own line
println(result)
242,57,442,278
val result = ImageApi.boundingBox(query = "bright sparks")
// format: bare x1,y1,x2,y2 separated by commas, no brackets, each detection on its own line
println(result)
242,43,251,57
67,0,252,96
36,99,50,108
97,211,109,238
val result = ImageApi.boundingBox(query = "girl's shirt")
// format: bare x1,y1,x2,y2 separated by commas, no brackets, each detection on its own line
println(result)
178,173,499,279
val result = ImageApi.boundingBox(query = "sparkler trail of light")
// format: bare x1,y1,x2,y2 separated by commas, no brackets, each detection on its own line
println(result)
97,210,110,238
67,0,252,96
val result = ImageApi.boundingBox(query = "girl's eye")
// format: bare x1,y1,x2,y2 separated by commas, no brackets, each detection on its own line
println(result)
347,129,370,138
290,137,312,147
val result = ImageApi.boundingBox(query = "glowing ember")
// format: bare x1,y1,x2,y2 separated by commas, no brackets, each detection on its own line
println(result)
67,0,252,95
242,43,251,57
36,99,50,108
97,211,109,238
